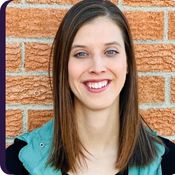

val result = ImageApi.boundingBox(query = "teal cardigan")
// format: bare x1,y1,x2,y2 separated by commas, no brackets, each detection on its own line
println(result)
17,120,165,175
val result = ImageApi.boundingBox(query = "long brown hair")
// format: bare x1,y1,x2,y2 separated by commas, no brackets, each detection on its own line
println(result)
48,0,162,173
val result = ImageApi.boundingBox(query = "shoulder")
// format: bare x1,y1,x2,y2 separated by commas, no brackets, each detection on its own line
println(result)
6,138,29,175
6,119,54,175
159,136,175,175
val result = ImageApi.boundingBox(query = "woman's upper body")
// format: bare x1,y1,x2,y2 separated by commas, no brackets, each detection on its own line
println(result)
47,0,169,173
6,119,175,175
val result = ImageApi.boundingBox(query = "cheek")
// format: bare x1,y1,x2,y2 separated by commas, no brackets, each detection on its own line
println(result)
121,63,127,74
119,54,127,74
68,61,77,86
68,60,85,84
111,59,127,76
68,60,87,95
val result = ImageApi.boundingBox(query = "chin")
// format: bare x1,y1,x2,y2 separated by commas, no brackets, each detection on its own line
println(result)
83,100,118,111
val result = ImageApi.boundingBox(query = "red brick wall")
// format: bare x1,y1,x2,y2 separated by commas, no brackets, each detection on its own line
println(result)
6,0,175,145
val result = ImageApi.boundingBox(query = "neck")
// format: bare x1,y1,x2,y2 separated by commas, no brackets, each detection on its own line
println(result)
75,100,120,157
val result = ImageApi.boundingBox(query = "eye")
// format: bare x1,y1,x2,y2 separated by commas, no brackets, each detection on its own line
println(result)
105,49,119,57
74,51,89,58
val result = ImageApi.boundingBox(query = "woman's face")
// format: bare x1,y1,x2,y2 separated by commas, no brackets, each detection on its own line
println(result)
68,16,127,110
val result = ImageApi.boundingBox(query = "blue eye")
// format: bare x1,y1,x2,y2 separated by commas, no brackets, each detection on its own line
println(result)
74,52,88,58
105,50,119,57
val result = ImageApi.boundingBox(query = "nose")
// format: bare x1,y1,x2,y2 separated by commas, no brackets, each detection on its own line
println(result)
89,55,107,74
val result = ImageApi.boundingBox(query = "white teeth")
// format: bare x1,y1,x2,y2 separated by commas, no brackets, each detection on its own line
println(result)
87,81,108,89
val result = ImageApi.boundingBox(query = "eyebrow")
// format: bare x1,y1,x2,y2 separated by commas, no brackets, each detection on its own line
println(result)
105,41,122,47
71,41,122,50
71,45,86,50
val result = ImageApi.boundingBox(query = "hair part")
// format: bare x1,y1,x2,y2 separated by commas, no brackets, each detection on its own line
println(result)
48,0,162,173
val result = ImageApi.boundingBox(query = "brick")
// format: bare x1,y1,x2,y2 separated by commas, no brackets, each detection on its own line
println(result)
125,12,164,40
111,0,118,4
135,44,175,72
169,12,175,39
172,78,175,103
123,0,175,6
6,76,52,104
10,0,21,3
138,76,165,103
6,110,23,137
26,0,117,4
26,0,79,4
6,43,21,72
28,110,53,131
141,109,175,136
6,8,67,37
25,43,52,71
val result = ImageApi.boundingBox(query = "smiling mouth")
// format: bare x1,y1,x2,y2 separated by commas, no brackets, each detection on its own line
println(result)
83,80,111,92
86,80,108,89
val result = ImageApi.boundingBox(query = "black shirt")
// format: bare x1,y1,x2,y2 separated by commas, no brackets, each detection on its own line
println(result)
6,136,175,175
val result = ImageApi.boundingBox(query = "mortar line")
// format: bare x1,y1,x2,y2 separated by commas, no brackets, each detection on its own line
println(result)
6,37,54,44
6,104,53,110
21,42,25,72
122,6,175,12
138,72,175,77
163,9,169,41
117,0,123,10
139,103,175,110
6,138,15,145
134,40,175,44
164,76,172,105
6,71,50,76
22,109,28,133
118,0,123,5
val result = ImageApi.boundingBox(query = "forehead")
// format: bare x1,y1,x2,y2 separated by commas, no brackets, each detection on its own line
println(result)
72,16,124,46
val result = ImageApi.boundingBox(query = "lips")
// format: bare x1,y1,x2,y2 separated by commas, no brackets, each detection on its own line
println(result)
83,79,111,93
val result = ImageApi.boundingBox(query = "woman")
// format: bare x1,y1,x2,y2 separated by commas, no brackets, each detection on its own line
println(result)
6,0,175,175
